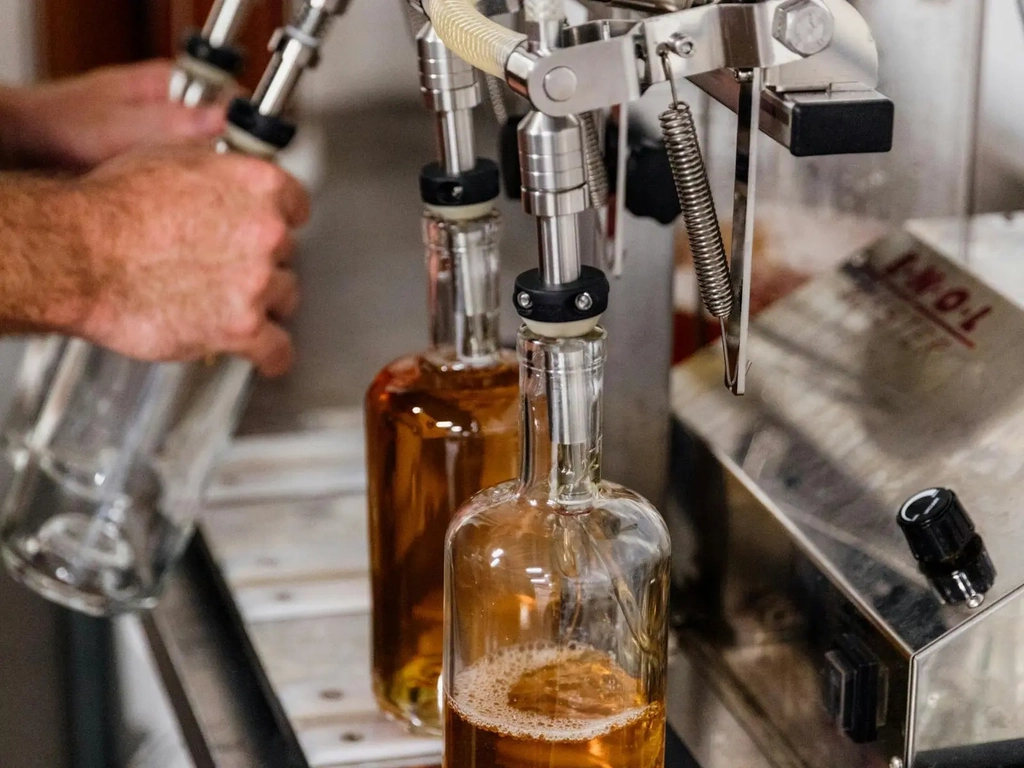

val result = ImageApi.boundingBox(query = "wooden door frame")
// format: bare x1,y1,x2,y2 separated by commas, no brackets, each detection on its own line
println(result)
38,0,285,90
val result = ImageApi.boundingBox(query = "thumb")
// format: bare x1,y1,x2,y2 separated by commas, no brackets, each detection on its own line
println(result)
125,103,226,144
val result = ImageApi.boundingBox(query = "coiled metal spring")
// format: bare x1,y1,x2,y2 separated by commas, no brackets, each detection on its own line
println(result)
580,111,609,209
659,55,733,319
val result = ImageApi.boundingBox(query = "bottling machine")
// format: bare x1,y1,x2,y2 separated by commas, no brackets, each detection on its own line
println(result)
3,1,1020,767
411,1,1020,767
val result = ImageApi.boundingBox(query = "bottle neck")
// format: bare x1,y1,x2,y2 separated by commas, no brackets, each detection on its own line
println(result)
517,327,606,507
425,206,502,365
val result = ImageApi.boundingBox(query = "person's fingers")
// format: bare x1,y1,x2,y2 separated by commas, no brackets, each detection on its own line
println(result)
160,104,226,139
273,230,297,266
264,268,300,319
100,103,224,152
120,59,177,103
274,170,311,228
240,321,294,378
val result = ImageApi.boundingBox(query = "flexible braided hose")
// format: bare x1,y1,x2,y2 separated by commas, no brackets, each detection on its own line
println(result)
424,0,526,77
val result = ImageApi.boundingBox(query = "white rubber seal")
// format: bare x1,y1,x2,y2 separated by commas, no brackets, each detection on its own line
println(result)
425,200,497,221
176,54,235,89
522,315,603,338
224,124,280,160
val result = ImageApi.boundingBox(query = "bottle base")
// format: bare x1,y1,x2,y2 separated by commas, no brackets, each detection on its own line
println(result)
1,532,161,617
374,659,444,738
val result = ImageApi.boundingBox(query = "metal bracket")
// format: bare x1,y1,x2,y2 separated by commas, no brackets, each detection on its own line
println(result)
513,0,890,156
722,68,761,396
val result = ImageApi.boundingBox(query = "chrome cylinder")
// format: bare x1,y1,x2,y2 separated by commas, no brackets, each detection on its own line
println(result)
418,23,482,175
435,111,476,174
202,0,257,48
539,215,581,284
518,111,589,287
252,0,348,117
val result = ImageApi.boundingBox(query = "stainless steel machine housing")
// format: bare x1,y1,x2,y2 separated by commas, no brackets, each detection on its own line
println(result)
671,228,1024,768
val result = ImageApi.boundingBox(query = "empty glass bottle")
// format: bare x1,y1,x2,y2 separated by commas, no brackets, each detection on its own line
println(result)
442,326,671,768
0,52,250,617
366,194,519,734
0,347,250,616
2,26,245,462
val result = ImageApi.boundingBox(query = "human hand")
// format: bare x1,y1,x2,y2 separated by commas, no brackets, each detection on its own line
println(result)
69,144,308,376
0,60,226,172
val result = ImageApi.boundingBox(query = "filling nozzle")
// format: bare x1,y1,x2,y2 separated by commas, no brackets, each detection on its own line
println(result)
417,20,504,365
224,0,350,158
170,0,256,106
512,4,608,342
202,0,257,48
250,0,350,118
418,23,481,176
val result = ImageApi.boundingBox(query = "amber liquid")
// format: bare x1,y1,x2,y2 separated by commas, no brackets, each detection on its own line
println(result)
365,351,519,733
444,644,666,768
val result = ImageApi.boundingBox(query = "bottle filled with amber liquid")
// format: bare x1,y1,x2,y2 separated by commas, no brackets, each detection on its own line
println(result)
365,159,519,734
443,325,672,768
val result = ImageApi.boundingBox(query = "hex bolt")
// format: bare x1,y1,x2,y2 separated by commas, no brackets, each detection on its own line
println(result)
668,33,695,58
575,292,593,311
542,67,578,102
517,292,533,309
773,0,835,57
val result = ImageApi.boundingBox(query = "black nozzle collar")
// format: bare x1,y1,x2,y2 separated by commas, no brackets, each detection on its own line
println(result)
514,266,610,324
183,31,245,76
227,98,297,150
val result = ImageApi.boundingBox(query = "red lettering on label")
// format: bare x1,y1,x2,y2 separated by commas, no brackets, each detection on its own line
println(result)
885,253,917,275
935,289,969,312
960,306,992,333
906,266,945,296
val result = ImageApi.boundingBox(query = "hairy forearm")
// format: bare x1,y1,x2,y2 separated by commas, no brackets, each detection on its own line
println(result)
0,174,99,336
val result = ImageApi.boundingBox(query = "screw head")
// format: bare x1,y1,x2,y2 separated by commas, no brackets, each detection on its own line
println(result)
542,66,578,102
517,292,533,310
773,0,835,57
575,292,593,312
668,33,695,57
888,758,904,768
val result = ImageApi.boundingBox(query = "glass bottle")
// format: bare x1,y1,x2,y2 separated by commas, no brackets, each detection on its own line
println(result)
0,52,253,617
442,326,672,768
2,49,236,463
0,347,250,616
365,204,520,734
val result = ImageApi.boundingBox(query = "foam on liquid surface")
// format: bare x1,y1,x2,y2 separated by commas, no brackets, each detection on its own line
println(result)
450,643,652,743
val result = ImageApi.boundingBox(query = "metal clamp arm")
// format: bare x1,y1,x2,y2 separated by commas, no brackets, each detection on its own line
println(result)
508,0,891,156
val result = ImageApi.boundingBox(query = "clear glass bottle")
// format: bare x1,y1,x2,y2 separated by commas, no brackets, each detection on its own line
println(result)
0,53,250,617
365,206,520,734
0,348,250,615
3,42,238,461
442,326,671,768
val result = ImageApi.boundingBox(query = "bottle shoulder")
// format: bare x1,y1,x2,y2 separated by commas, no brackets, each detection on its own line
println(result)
367,350,518,397
365,352,519,438
447,481,671,563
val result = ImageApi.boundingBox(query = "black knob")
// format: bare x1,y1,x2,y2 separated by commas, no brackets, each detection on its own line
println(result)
897,488,974,563
897,488,995,606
